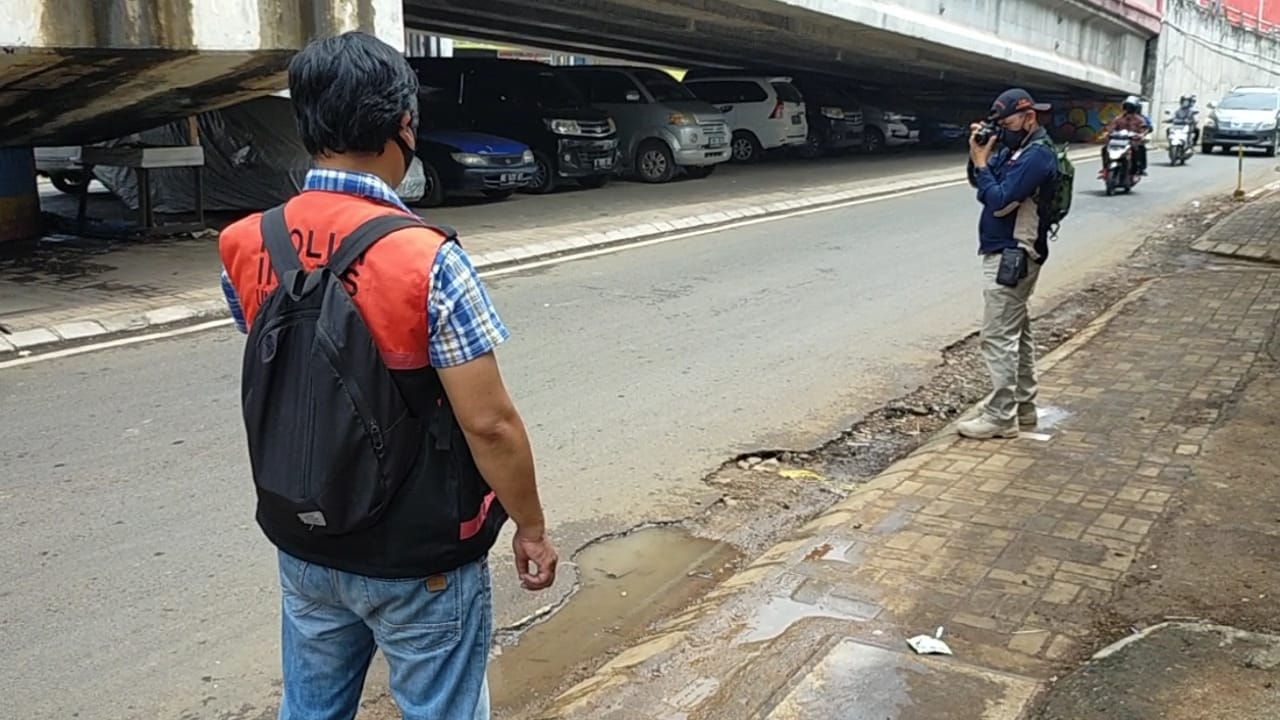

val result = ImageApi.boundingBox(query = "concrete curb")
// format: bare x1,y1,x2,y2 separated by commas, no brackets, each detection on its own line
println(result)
0,149,1101,358
540,277,1154,716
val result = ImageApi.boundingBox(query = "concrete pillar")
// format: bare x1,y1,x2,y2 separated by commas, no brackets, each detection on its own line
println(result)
0,147,41,244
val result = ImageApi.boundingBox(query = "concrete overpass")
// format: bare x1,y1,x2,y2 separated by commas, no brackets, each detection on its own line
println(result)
0,0,1158,147
404,0,1159,100
0,0,403,148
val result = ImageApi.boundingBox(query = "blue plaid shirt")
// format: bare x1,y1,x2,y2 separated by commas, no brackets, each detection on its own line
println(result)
220,168,509,368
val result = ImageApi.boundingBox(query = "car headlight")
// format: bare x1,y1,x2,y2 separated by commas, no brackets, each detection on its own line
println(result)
545,118,582,135
821,106,845,119
1259,121,1277,131
1205,115,1217,127
667,112,695,126
883,112,903,123
607,118,617,133
521,149,535,164
450,152,487,167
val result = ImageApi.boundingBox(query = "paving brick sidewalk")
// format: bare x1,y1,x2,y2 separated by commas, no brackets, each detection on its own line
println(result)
537,204,1280,719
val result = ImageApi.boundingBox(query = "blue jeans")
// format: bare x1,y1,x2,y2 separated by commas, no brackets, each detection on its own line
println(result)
277,551,492,720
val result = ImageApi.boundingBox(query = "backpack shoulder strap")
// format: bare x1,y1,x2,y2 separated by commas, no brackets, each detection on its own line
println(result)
260,205,304,278
326,214,430,276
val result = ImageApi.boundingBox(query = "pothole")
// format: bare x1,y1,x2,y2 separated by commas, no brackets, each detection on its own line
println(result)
488,526,742,717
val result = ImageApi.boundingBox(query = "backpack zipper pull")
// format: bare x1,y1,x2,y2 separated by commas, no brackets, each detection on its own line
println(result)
370,421,385,453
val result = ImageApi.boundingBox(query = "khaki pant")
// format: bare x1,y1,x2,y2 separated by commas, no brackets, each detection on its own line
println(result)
980,252,1041,423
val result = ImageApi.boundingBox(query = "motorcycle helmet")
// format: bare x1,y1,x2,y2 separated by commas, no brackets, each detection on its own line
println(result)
1123,95,1142,113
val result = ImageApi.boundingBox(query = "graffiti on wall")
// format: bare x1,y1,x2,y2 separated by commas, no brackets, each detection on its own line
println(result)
1050,100,1128,143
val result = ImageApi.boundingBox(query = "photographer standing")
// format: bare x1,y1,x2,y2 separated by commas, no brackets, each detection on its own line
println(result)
960,89,1059,440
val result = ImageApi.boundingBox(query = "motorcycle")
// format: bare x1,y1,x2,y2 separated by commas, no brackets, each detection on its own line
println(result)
1167,122,1194,166
1101,129,1142,196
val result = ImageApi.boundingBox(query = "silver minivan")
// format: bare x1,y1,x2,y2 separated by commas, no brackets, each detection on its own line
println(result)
564,66,731,183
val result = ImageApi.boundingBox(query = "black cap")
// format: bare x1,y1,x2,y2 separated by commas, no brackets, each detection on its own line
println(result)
989,88,1051,120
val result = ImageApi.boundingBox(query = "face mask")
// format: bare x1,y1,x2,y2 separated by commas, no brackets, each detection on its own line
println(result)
394,133,415,174
1001,128,1028,150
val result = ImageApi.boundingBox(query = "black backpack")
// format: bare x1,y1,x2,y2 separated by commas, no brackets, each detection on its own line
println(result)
241,205,446,536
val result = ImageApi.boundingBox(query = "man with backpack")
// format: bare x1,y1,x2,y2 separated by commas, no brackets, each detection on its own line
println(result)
218,31,556,720
962,88,1069,440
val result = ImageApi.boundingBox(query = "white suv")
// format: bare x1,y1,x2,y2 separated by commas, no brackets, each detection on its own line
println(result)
683,76,808,163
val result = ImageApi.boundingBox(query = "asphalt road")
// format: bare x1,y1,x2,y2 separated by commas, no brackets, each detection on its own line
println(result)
3,150,1277,719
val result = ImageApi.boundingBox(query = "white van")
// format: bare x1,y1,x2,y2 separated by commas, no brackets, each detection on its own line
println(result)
683,76,808,163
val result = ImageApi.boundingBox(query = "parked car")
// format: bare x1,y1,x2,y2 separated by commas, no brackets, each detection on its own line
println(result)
916,114,970,149
684,69,863,158
411,128,536,207
34,146,89,193
1202,86,1280,157
563,65,730,183
409,58,619,193
826,84,921,152
682,75,808,163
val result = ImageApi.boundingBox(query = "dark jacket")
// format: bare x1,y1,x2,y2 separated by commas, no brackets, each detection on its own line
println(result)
967,127,1058,263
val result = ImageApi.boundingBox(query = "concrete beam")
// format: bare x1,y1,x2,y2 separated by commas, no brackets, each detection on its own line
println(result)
773,0,1143,93
0,0,405,147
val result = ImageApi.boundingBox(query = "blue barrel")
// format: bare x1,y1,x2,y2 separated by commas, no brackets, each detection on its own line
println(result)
0,147,41,243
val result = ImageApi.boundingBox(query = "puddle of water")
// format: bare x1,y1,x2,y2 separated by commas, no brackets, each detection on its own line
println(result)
737,595,875,645
488,526,741,717
1035,405,1072,431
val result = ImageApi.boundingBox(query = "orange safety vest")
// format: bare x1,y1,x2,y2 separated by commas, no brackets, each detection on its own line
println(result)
219,190,448,371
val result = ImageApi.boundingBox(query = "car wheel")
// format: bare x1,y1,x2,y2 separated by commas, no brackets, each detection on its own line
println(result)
863,127,886,153
50,172,89,194
1266,135,1277,157
636,140,676,183
794,132,824,159
411,161,445,208
578,174,610,189
523,151,557,194
482,189,515,200
684,165,716,180
730,131,762,163
1201,143,1214,155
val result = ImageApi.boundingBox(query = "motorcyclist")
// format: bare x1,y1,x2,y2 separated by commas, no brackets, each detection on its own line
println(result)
1171,94,1200,146
1099,95,1151,176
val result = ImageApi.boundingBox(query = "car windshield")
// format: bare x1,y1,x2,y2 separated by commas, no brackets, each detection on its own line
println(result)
1219,93,1279,111
512,69,586,108
631,68,696,102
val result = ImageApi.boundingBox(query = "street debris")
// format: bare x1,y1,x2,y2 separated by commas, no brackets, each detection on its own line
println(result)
907,627,954,656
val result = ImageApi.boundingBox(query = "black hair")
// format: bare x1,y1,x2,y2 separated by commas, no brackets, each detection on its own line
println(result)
287,31,419,156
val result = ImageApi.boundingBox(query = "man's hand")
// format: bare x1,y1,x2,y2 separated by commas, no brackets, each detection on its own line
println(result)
969,128,997,168
513,525,558,591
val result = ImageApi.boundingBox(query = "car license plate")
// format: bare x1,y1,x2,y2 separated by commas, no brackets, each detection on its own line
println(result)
594,157,612,170
708,136,726,148
499,173,516,184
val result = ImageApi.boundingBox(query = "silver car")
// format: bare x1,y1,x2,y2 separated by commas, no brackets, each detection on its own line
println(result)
1202,86,1280,157
564,66,731,183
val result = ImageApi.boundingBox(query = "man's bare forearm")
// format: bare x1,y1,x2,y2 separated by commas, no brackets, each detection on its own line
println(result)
462,413,546,533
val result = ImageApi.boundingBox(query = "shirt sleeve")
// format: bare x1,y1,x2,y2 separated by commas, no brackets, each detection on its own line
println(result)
221,268,247,334
427,242,510,368
974,146,1055,211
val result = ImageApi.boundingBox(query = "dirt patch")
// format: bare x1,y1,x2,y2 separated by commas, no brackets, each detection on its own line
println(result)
1033,624,1280,720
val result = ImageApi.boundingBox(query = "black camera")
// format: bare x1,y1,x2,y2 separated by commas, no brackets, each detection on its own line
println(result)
973,120,1001,145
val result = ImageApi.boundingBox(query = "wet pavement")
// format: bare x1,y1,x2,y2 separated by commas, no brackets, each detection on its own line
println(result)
537,195,1280,718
